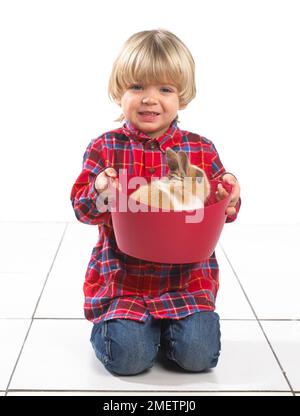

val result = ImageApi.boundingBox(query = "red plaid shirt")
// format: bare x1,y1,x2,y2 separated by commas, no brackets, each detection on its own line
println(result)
71,120,240,323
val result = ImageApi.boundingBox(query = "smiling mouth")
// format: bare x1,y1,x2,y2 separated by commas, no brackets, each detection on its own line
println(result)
138,111,160,116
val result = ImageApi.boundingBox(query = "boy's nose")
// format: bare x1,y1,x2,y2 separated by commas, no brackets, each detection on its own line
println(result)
141,96,158,105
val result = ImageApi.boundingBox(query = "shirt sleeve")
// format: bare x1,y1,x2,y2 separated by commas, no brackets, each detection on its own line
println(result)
210,142,226,180
209,141,241,223
70,138,111,225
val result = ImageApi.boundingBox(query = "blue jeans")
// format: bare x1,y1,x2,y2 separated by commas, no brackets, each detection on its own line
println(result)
90,311,221,376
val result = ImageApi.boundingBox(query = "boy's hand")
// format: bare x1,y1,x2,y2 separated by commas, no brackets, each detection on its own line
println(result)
95,168,118,212
216,173,241,216
95,167,118,193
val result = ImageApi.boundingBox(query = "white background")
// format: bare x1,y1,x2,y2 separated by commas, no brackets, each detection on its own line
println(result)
0,0,299,224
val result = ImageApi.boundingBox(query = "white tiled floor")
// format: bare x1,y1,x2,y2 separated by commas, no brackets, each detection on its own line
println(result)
0,222,299,396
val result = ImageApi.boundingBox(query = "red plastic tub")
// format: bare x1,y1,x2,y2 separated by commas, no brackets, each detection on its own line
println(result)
110,176,232,264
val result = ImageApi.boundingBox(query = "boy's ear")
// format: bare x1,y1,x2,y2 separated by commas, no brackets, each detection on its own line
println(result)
114,97,121,106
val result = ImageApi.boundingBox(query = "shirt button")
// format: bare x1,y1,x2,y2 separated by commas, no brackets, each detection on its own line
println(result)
150,143,156,150
148,167,155,174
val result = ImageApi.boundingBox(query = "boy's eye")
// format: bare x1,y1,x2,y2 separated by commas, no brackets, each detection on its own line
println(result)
130,84,143,90
160,87,173,93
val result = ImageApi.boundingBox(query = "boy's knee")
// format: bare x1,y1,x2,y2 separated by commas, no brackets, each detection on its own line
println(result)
174,344,220,372
164,312,221,372
91,320,159,376
104,345,154,376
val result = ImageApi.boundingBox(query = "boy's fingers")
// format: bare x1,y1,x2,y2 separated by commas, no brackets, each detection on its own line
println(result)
216,183,229,200
111,178,122,191
229,195,239,207
217,180,239,215
104,168,117,178
95,176,109,192
105,169,121,191
226,206,236,216
95,168,118,193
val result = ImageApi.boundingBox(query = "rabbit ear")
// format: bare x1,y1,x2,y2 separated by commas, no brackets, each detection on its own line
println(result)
177,151,190,175
166,147,180,174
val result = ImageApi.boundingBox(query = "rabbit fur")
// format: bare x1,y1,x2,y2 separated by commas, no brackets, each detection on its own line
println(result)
130,147,211,210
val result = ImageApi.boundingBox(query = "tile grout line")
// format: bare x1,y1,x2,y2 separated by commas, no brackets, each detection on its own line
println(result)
31,223,69,320
219,243,296,396
0,316,300,322
4,222,69,396
5,389,295,395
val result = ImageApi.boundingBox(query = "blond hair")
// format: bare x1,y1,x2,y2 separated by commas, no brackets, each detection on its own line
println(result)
108,29,196,109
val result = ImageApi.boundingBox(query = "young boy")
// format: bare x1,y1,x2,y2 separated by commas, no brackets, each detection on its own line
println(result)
71,29,241,376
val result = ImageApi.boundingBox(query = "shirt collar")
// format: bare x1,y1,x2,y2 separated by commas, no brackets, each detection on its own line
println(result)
121,119,182,152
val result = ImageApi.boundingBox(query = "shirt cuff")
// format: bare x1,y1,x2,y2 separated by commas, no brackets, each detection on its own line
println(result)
88,177,100,202
220,172,238,181
225,197,241,223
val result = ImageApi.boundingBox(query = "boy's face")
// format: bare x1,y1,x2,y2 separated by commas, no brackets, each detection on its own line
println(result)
115,83,186,138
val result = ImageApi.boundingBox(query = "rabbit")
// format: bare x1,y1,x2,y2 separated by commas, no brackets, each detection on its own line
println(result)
129,147,211,210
